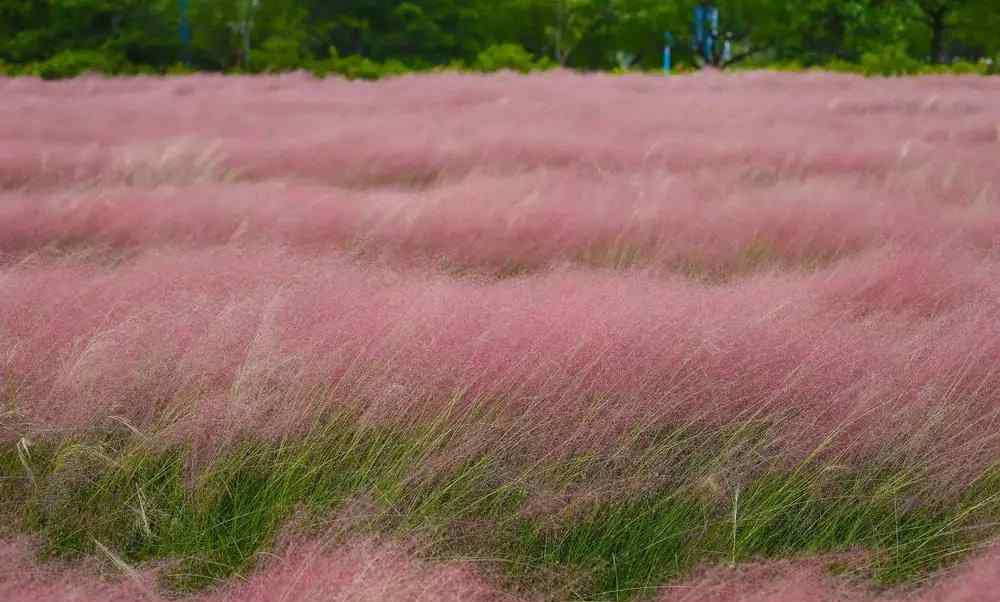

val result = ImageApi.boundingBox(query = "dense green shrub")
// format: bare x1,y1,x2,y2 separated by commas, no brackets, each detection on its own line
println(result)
165,62,197,76
824,55,989,77
26,49,128,80
824,58,861,74
945,60,987,75
307,47,409,80
123,64,159,76
335,55,406,80
766,59,806,72
473,43,553,73
860,44,922,77
443,58,467,71
252,36,305,73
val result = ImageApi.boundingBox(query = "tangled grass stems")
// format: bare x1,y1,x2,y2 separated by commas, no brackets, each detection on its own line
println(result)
3,408,999,600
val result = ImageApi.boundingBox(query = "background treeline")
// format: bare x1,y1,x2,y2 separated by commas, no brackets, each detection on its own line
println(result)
0,0,998,79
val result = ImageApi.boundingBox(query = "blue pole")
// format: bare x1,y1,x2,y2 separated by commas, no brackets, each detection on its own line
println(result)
706,7,719,63
664,32,674,77
179,0,191,65
694,4,721,65
693,5,705,61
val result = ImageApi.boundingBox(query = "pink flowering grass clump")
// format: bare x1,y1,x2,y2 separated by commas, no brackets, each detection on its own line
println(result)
0,536,155,602
667,547,1000,602
0,537,511,602
1,70,1000,601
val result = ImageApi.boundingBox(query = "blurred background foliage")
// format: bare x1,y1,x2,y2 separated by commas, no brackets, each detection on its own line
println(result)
0,0,997,78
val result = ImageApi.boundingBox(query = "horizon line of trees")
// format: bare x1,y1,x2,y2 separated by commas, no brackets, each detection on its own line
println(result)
1,1,998,78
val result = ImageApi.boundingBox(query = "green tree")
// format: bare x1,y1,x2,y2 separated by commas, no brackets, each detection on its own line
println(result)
0,0,179,67
911,0,973,63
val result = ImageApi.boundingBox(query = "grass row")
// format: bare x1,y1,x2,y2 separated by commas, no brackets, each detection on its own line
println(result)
3,415,999,600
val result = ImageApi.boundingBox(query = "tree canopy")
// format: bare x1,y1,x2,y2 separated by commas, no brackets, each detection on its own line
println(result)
0,0,997,75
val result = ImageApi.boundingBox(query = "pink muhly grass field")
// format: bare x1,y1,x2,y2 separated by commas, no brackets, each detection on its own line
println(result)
1,70,999,600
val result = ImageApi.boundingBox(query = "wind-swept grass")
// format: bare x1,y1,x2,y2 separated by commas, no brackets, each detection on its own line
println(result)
4,412,999,600
1,70,999,600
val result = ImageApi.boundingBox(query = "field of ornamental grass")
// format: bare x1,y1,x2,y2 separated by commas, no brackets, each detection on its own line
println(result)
1,70,1000,601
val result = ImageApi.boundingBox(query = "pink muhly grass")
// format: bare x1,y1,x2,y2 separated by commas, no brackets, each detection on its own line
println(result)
1,169,997,275
668,557,865,601
2,245,999,479
0,536,512,602
1,73,997,275
0,536,156,602
1,71,996,283
911,545,1000,602
1,71,998,190
207,538,512,602
667,547,1000,602
4,535,1000,602
2,70,999,600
